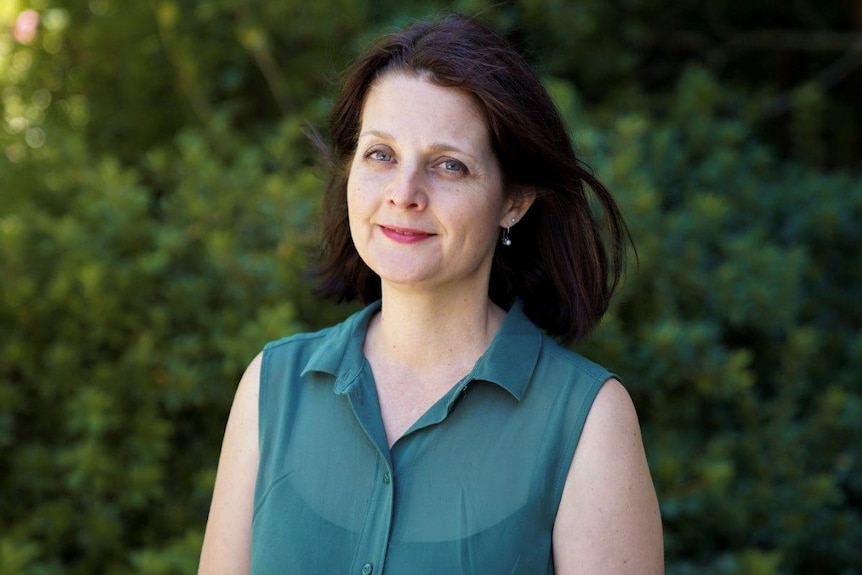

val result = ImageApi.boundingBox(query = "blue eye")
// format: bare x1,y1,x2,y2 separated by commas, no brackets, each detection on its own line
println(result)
367,149,392,162
441,159,466,173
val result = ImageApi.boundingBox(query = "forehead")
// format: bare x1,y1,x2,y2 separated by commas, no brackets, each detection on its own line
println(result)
359,73,491,148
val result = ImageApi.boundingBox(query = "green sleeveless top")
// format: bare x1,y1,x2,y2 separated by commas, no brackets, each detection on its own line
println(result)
251,300,612,575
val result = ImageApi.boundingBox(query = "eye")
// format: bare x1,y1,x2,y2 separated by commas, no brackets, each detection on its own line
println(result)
365,148,392,162
438,159,468,174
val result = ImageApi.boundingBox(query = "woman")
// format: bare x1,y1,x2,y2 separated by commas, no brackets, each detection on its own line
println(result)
199,14,663,575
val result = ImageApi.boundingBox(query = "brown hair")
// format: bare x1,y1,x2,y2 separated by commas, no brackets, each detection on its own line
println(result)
315,14,631,344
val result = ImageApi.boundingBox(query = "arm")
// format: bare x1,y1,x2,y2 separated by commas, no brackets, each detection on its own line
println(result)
553,378,664,574
198,353,262,575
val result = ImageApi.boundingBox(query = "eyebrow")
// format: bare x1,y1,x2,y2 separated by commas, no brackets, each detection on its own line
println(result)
357,130,480,162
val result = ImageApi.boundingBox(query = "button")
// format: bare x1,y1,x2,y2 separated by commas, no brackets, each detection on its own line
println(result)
361,563,373,575
383,471,391,484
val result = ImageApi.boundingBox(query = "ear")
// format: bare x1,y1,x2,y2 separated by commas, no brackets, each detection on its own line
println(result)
500,185,537,227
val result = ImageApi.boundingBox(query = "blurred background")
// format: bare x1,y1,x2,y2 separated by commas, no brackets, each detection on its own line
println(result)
1,1,860,573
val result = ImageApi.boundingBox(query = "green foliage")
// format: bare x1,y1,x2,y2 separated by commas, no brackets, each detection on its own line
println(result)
1,96,327,573
1,0,860,573
569,68,862,572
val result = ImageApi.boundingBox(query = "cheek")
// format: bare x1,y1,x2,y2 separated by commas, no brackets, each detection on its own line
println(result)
346,184,366,223
346,169,362,212
346,180,372,245
347,166,386,220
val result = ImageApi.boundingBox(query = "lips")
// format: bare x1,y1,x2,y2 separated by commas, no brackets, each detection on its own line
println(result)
379,224,436,243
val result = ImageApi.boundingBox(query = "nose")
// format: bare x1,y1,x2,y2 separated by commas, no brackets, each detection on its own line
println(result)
388,163,428,210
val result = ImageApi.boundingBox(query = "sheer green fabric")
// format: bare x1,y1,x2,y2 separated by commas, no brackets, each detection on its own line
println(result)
251,300,612,575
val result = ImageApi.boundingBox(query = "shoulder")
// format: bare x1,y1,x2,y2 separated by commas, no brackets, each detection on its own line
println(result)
262,302,376,362
263,324,338,355
541,339,614,383
259,315,357,379
530,336,617,411
580,377,639,433
552,378,664,573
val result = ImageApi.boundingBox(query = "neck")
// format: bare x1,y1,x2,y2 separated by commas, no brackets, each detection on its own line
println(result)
366,284,505,372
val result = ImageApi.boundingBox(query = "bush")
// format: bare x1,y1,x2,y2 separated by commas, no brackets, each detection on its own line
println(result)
568,69,862,573
0,113,332,573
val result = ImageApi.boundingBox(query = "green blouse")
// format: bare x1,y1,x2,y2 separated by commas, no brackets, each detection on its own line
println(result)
251,300,612,575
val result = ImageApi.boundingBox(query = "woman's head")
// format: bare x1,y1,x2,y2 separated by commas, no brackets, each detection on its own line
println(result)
316,14,630,343
346,73,526,299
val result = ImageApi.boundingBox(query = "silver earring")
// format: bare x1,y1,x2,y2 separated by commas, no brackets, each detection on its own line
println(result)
501,227,512,246
501,217,516,246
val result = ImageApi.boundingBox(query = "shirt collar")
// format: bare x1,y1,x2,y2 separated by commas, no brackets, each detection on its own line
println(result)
300,300,381,393
468,299,542,400
301,299,543,401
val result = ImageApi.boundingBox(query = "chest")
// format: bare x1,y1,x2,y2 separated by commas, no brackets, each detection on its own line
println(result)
368,357,476,447
252,378,560,575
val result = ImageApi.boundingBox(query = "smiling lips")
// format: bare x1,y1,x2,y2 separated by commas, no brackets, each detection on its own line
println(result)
379,225,436,243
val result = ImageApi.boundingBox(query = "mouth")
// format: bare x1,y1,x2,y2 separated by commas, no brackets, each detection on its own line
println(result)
379,225,436,243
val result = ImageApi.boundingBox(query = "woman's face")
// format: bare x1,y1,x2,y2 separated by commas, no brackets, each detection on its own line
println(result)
347,73,518,296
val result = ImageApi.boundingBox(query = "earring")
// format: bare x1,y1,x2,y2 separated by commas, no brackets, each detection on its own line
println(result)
501,216,516,246
501,227,512,246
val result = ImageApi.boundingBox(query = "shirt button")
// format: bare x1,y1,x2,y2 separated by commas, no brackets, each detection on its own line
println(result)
383,471,391,484
361,563,373,575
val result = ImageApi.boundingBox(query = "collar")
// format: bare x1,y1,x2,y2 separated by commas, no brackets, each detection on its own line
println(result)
301,299,543,401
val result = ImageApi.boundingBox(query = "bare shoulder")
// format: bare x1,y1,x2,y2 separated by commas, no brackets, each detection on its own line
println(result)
236,351,264,408
553,378,664,574
215,352,263,446
198,352,263,575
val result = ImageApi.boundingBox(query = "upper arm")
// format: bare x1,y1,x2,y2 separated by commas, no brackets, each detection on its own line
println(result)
198,352,262,575
552,378,664,574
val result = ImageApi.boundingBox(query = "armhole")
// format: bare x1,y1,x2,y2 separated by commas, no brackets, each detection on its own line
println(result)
257,344,275,455
552,373,616,508
252,345,273,519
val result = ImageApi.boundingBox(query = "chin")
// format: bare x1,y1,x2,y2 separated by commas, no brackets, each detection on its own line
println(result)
363,255,438,286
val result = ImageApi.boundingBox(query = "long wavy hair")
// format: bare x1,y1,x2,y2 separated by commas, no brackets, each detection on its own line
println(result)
314,14,631,344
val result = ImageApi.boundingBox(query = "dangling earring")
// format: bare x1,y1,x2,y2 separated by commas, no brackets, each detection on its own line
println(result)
501,216,516,246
